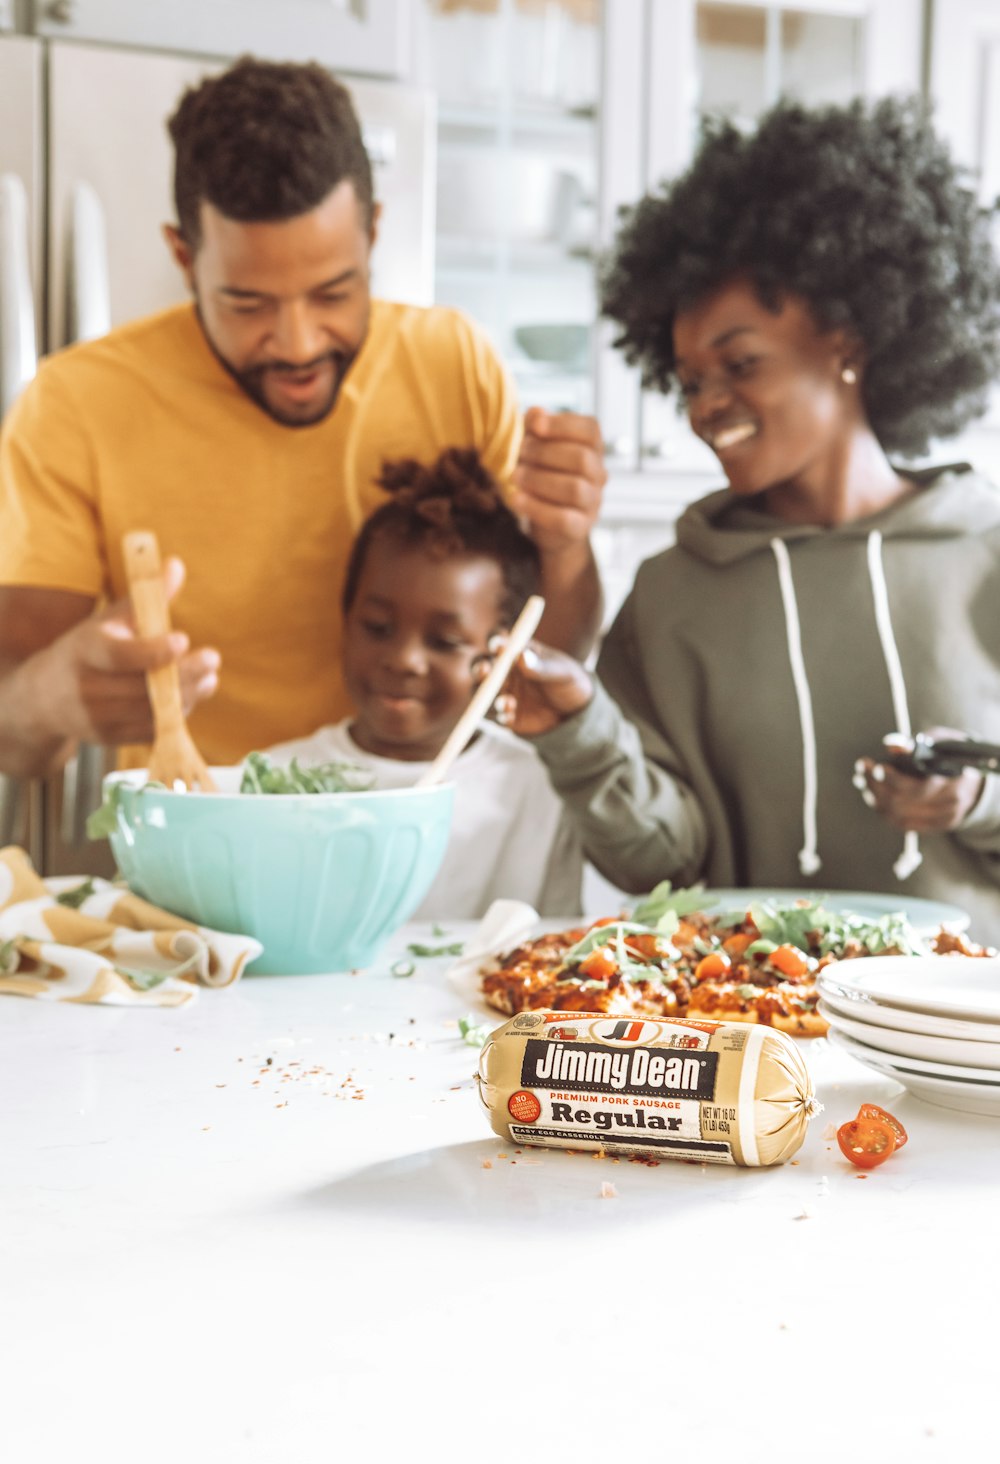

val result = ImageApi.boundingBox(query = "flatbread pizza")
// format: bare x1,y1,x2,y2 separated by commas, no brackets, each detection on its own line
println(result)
476,884,990,1038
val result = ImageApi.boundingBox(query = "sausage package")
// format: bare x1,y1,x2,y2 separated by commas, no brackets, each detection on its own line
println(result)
476,1010,818,1167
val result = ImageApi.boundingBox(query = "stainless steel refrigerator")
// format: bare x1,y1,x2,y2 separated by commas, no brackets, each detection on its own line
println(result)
0,29,435,875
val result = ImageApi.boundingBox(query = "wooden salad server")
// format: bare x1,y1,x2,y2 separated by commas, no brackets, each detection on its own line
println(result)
416,594,545,788
121,530,217,792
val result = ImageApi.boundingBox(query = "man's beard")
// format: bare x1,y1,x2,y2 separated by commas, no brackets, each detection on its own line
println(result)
233,349,353,427
195,303,360,428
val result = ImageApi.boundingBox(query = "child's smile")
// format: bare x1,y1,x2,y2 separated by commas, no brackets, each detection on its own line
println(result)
344,540,507,762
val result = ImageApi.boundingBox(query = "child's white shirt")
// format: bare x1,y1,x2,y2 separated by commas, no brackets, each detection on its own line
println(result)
263,719,583,921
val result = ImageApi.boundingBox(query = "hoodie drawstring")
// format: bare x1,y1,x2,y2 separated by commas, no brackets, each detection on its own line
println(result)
770,539,822,877
770,532,922,884
866,531,922,880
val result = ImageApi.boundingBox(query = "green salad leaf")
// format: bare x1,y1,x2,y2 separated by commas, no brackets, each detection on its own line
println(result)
458,1014,491,1048
239,751,375,795
407,941,465,958
0,939,18,975
632,879,715,929
55,878,97,910
747,898,927,958
87,780,167,840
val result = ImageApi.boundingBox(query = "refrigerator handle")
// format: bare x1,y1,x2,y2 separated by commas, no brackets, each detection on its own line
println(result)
0,172,38,417
60,181,113,847
68,180,111,342
0,174,38,852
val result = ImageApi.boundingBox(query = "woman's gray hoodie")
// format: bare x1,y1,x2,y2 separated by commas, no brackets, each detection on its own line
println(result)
533,466,1000,944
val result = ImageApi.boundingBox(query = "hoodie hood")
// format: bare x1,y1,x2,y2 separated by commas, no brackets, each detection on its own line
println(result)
675,464,1000,566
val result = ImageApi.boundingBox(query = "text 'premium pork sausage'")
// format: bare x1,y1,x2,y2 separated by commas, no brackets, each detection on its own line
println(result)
476,1010,818,1166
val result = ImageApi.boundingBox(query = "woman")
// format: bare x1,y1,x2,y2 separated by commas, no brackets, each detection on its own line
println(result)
508,96,1000,943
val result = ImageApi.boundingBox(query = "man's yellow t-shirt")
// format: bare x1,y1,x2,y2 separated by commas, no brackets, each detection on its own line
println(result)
0,300,521,765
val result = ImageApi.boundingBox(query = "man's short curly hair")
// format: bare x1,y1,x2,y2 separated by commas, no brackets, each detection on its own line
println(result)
600,96,1000,457
343,448,541,627
168,55,373,248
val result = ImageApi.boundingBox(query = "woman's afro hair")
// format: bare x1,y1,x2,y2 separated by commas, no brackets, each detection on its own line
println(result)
343,448,541,627
600,95,1000,457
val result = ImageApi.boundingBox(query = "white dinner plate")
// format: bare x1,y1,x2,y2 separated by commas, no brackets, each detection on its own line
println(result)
819,955,1000,1023
828,1027,1000,1117
817,982,1000,1043
819,1001,1000,1069
704,888,970,935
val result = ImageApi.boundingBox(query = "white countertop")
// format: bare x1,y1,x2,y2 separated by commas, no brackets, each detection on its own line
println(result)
3,921,996,1463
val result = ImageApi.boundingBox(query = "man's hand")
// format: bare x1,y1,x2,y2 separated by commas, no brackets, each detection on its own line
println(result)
511,407,606,554
11,559,220,759
854,729,985,834
510,407,607,658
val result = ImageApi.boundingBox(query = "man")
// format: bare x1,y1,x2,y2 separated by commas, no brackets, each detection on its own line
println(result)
0,56,606,779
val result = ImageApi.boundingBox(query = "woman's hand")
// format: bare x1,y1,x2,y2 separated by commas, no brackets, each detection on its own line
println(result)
481,638,594,738
853,729,985,833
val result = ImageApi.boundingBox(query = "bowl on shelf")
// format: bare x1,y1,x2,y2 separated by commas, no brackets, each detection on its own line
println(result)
101,767,454,974
514,322,592,371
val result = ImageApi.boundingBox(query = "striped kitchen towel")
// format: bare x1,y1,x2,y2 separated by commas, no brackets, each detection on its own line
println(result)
0,846,262,1007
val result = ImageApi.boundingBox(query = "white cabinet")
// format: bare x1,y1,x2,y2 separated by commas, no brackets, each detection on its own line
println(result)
413,0,602,419
33,0,411,78
926,0,1000,489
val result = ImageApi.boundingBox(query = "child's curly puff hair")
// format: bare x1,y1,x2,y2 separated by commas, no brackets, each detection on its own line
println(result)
343,449,541,626
600,96,1000,458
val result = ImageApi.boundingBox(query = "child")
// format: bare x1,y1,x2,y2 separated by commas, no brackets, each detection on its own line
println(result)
264,447,583,920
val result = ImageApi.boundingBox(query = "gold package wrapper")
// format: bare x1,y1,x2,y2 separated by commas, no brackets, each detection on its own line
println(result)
476,1010,819,1167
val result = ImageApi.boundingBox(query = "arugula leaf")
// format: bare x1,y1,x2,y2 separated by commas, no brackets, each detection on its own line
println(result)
0,939,18,975
86,784,126,840
746,898,927,958
55,878,97,910
239,751,375,796
632,880,715,929
113,947,205,992
113,964,174,992
562,921,658,964
458,1014,491,1047
86,780,167,841
407,941,465,958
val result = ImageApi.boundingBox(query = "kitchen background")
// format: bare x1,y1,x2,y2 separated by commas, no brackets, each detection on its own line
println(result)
1,0,999,872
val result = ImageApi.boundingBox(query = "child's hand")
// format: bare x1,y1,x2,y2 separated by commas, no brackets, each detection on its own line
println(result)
479,638,593,738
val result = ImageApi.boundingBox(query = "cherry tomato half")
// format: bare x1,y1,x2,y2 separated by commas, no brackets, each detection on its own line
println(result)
694,951,731,983
769,943,809,978
857,1103,908,1150
580,948,618,982
723,932,754,959
837,1117,897,1169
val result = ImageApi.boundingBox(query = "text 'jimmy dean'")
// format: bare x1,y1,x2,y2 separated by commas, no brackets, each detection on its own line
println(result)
521,1039,718,1101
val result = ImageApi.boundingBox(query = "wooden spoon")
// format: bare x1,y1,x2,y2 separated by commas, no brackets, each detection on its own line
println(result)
416,594,545,788
121,530,217,792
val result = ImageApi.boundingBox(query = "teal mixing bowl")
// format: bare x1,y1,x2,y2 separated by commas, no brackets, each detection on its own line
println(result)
103,768,454,974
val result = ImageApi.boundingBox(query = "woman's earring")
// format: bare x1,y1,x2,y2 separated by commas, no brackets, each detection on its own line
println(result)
841,365,858,385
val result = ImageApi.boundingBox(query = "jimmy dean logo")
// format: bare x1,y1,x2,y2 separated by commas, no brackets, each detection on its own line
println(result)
521,1039,717,1101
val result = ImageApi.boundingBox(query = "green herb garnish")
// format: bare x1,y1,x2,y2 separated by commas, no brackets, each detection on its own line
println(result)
632,880,715,928
390,959,416,979
458,1014,491,1048
55,878,97,909
0,939,18,975
407,941,465,958
239,751,375,796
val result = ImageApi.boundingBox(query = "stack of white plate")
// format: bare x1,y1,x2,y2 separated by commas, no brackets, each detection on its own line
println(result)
818,956,1000,1117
